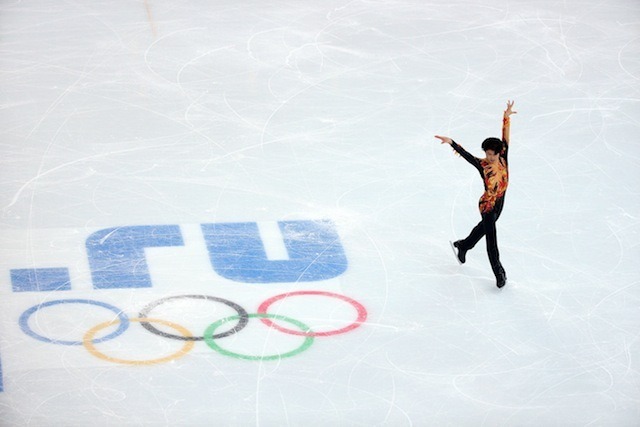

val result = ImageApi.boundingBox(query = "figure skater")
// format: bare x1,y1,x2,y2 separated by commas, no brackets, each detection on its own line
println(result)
435,100,516,288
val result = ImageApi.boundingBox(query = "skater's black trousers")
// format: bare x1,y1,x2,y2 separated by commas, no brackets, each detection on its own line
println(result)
459,202,505,278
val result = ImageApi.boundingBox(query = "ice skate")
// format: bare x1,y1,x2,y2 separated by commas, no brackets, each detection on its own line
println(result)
496,272,507,289
450,240,467,264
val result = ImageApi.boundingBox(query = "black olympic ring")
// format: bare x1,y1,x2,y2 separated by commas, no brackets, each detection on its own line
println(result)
138,295,249,341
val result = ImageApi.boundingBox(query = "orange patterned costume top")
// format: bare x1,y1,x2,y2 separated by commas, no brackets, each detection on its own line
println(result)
450,117,510,214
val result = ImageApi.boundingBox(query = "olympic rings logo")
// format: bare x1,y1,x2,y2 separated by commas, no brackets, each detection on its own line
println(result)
18,291,367,364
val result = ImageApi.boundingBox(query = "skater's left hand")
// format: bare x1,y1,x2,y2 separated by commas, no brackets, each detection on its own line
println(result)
504,100,517,117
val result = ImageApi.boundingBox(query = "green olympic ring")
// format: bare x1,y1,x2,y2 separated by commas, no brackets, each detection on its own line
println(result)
204,313,314,361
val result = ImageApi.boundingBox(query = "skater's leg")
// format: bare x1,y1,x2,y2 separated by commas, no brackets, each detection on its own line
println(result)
482,212,506,287
458,220,485,251
491,201,506,279
453,219,484,264
454,200,504,265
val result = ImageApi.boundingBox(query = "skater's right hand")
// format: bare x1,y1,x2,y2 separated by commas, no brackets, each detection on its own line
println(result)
435,135,453,145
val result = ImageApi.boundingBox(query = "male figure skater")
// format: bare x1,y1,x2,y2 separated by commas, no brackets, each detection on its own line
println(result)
435,100,516,288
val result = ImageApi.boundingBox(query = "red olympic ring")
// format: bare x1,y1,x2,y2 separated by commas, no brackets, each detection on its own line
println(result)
257,290,367,337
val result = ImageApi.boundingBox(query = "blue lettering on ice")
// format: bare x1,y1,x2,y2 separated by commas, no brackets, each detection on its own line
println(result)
86,225,184,289
9,219,347,292
201,219,347,283
11,268,72,292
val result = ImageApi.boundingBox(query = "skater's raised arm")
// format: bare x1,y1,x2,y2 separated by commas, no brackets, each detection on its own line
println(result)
502,100,516,145
450,141,478,166
435,135,481,170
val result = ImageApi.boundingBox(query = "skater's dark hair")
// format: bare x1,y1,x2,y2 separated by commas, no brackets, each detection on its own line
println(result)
482,137,503,154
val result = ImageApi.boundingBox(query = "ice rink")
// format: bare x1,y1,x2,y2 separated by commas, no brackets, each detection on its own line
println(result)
1,0,639,425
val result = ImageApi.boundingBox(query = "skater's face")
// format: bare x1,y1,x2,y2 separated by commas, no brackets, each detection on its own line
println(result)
485,149,500,164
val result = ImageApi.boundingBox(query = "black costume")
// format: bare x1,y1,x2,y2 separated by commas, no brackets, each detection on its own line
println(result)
450,116,510,286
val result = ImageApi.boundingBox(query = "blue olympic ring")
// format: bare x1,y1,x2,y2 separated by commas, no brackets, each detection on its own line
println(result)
19,299,129,346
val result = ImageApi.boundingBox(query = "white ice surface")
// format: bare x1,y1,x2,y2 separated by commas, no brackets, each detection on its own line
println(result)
1,0,639,425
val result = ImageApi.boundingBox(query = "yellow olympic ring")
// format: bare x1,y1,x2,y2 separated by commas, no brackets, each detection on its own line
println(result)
83,318,195,366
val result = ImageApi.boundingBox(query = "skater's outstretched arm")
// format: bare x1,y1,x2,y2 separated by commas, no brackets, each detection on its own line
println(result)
502,100,516,145
435,135,481,170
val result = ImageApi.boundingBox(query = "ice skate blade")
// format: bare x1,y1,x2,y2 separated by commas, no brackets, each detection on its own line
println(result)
449,241,462,265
